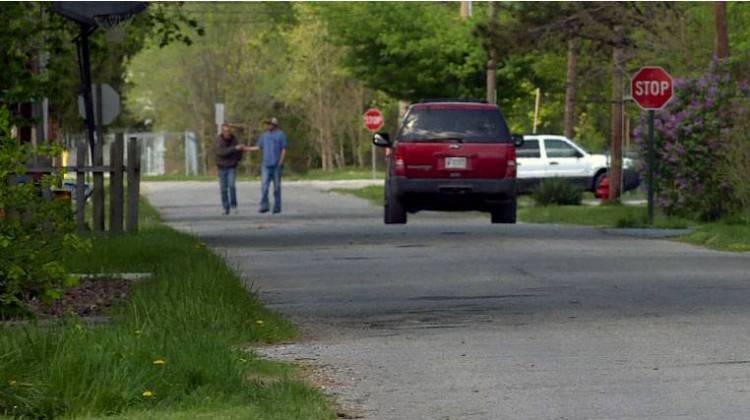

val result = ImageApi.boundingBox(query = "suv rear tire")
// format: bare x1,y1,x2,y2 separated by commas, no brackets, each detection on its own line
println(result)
384,181,407,224
491,200,516,224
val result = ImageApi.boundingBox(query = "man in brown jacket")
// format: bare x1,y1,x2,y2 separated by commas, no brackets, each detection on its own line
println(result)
215,123,245,215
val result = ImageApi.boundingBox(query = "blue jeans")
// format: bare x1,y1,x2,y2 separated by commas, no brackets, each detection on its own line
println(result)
218,167,237,213
260,165,282,213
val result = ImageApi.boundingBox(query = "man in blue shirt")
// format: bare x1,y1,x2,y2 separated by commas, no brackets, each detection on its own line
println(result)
247,117,288,213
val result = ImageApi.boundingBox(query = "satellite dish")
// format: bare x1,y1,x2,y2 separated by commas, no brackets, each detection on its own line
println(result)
52,2,148,27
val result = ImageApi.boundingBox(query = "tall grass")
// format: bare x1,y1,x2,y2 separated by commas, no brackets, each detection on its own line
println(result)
0,200,333,419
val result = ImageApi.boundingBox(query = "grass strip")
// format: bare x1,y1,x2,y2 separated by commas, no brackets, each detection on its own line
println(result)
0,198,334,419
517,204,692,229
331,185,383,205
332,185,749,253
143,166,384,183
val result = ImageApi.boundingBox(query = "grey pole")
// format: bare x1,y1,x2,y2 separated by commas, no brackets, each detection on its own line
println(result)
647,110,655,225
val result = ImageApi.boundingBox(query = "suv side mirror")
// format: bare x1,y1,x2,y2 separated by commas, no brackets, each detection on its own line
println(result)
373,132,391,148
511,134,524,148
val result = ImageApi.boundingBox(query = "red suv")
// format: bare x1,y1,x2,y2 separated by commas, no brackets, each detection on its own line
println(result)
373,100,523,224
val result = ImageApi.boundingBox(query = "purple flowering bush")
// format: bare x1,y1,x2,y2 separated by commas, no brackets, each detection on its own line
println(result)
634,62,750,221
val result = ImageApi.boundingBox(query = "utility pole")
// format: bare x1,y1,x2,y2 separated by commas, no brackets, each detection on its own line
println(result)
486,2,498,104
532,88,541,134
460,1,472,19
608,26,625,202
563,38,580,139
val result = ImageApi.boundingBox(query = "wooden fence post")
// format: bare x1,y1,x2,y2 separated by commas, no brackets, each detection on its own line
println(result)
92,145,105,231
75,141,87,231
126,136,140,232
109,133,124,233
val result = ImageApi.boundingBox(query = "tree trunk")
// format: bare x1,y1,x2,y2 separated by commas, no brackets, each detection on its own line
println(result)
460,1,471,19
714,1,729,59
564,38,580,140
352,84,366,167
608,27,625,202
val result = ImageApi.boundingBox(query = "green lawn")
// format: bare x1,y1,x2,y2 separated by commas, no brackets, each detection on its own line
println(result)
518,204,692,229
143,166,384,182
289,166,384,181
331,185,750,253
331,185,383,204
680,220,750,252
0,199,333,419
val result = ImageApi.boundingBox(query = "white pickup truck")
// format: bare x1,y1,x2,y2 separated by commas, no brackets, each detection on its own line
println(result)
516,135,639,194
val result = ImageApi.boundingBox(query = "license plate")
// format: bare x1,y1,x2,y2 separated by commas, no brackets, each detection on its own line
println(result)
445,157,467,169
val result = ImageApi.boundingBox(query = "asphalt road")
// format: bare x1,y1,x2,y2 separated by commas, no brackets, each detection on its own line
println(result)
144,181,750,420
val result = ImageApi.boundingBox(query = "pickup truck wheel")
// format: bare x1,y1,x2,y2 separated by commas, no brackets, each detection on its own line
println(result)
384,182,407,224
491,200,517,224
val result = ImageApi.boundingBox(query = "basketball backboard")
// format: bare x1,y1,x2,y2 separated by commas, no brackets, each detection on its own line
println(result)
52,2,147,27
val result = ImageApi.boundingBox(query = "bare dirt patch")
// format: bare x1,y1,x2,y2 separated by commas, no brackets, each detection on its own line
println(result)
25,277,132,319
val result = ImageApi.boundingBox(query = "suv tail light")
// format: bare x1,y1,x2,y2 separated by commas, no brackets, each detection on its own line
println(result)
505,146,517,178
394,147,406,177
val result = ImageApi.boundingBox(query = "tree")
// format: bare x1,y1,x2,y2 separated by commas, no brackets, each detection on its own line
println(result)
0,2,202,133
513,2,676,200
486,3,589,139
563,38,580,140
319,3,487,101
127,3,292,172
281,4,364,170
714,2,729,59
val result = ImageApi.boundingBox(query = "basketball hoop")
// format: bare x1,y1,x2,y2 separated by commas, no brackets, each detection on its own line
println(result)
53,2,148,31
94,14,135,44
52,2,148,156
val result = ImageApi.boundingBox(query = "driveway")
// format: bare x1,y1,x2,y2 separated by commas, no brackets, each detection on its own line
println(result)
144,181,750,420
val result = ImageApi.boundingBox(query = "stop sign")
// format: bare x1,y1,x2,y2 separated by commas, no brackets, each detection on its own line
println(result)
363,108,385,133
631,66,674,110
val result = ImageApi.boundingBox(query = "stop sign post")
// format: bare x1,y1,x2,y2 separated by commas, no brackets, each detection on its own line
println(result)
631,66,674,225
363,108,385,179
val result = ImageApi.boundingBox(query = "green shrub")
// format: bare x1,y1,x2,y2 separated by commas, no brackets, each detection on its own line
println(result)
532,178,583,206
721,101,750,218
0,106,87,316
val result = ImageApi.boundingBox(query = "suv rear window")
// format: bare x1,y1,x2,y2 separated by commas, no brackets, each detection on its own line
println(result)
399,107,511,143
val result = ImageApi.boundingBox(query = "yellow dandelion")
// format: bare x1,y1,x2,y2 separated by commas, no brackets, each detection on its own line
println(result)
153,359,166,366
9,380,17,387
142,390,154,398
255,320,264,326
134,330,142,336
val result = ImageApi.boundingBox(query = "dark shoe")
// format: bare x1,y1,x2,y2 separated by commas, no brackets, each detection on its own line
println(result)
258,208,269,214
272,209,281,214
